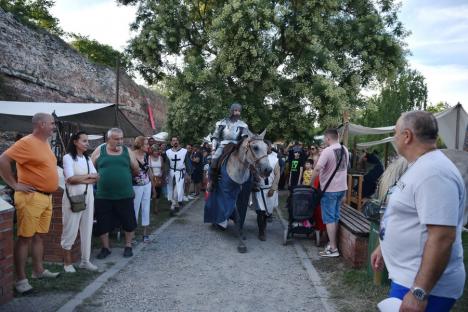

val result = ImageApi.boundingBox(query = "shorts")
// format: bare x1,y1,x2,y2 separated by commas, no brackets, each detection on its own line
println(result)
14,191,53,237
320,191,345,224
94,197,137,236
390,282,456,312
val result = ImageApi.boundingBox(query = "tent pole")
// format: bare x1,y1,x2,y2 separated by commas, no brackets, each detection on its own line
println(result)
455,102,461,150
384,142,389,169
114,56,120,128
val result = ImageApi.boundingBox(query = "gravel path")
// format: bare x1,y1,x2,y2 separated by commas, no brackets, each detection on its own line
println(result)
76,198,329,312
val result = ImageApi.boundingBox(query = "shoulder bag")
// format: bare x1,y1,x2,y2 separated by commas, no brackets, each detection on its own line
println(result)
65,158,89,213
311,144,345,208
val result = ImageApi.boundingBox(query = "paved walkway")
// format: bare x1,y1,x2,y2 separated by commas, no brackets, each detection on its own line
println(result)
72,198,333,312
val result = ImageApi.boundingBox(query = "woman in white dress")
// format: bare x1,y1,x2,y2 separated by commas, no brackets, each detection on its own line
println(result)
61,131,99,272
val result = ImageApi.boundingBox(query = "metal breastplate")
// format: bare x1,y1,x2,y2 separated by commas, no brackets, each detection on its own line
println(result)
220,119,247,142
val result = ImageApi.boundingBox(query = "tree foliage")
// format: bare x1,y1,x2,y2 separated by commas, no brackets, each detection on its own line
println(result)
0,0,63,35
124,1,407,142
357,68,428,128
69,34,133,75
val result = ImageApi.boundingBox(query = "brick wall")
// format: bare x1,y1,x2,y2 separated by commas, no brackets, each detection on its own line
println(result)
0,206,14,305
42,188,81,263
338,226,368,269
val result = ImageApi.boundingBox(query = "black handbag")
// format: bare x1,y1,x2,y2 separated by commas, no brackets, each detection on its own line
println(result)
65,159,89,213
311,144,345,207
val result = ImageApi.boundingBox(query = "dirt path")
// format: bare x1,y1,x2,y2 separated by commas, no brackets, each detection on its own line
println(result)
75,198,331,312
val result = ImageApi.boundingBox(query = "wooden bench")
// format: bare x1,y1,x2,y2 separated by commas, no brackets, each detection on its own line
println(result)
338,204,370,268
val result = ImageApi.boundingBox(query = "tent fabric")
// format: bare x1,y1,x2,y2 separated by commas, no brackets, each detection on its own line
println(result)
0,101,143,137
345,104,468,151
0,102,113,116
356,136,395,149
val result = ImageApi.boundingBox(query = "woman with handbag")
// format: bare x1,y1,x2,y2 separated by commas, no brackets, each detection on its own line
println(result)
61,131,99,273
132,136,153,243
149,144,166,215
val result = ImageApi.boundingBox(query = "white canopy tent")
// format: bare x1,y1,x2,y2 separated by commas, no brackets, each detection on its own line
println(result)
347,104,468,151
0,101,143,137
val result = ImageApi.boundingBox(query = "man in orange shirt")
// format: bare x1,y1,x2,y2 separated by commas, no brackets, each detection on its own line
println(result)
0,113,60,294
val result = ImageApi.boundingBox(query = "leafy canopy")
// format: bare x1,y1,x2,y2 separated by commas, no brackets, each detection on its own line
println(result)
357,67,428,128
69,34,133,75
0,0,63,35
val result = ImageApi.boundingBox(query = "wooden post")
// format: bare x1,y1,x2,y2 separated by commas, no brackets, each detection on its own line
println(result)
114,56,120,128
343,111,350,147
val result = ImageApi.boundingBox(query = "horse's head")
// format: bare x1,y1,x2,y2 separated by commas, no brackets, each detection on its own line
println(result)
242,129,272,178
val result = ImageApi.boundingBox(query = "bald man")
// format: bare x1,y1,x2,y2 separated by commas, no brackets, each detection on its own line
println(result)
371,111,466,312
0,113,60,294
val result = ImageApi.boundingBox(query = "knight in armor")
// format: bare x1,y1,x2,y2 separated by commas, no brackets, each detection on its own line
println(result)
208,102,249,190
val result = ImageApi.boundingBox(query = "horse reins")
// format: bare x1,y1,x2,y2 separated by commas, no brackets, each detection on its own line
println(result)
245,138,268,167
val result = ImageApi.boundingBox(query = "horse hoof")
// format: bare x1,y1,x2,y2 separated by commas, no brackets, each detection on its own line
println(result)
237,245,247,253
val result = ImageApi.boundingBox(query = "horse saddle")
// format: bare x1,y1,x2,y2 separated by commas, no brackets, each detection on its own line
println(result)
213,143,237,170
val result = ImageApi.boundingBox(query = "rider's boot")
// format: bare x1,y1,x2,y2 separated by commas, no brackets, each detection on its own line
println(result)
257,211,267,241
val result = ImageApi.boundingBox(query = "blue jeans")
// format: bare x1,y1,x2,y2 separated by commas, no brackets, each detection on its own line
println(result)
390,282,456,312
320,191,345,224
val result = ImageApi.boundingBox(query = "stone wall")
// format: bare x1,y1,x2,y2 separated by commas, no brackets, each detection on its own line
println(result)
0,8,167,138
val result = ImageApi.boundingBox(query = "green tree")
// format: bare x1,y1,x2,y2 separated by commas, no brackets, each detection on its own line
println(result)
358,68,428,127
0,0,63,35
69,34,133,75
120,0,407,143
426,101,449,114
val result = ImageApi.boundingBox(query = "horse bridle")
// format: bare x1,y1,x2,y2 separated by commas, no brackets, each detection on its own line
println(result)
245,138,268,167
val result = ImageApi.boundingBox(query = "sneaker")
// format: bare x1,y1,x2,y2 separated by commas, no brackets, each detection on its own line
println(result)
64,264,76,273
15,279,33,294
319,246,340,258
79,261,98,271
143,235,150,243
187,195,195,199
96,247,111,259
31,269,60,279
183,196,189,202
123,247,133,258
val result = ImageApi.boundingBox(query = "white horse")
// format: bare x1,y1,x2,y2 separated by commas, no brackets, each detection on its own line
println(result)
204,130,272,253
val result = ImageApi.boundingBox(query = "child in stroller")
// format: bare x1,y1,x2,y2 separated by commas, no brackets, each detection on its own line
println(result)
283,185,321,245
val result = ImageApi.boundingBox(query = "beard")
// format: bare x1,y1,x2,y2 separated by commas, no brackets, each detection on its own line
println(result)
230,114,240,122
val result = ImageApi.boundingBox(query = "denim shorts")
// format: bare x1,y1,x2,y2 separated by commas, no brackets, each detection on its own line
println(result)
390,282,456,312
320,191,345,224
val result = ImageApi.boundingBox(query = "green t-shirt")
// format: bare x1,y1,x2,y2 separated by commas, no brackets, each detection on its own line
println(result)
95,145,134,200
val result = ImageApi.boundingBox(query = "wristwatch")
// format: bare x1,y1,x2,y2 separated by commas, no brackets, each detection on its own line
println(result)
410,287,428,301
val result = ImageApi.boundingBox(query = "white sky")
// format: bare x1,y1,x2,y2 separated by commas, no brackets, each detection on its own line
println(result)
51,0,468,111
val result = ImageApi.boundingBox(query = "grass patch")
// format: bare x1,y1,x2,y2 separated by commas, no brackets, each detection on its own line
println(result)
16,262,100,297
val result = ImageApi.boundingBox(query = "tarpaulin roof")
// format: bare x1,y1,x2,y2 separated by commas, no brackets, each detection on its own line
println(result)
0,101,143,137
345,104,468,151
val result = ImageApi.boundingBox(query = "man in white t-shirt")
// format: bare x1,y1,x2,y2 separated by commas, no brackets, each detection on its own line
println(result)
371,111,466,312
308,128,349,257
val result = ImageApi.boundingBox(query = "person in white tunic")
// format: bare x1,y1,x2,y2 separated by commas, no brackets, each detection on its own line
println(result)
61,131,99,273
166,136,190,216
253,140,280,241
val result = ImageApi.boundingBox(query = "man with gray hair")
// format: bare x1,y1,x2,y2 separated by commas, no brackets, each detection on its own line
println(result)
371,111,466,311
208,102,249,191
0,113,60,294
91,128,139,259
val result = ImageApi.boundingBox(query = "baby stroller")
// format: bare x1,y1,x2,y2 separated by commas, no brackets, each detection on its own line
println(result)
283,185,319,245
